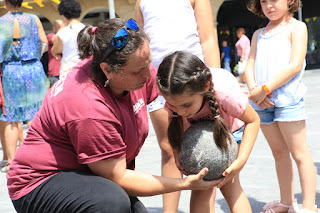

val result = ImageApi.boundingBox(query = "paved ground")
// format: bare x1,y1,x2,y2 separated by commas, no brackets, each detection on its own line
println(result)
1,70,320,213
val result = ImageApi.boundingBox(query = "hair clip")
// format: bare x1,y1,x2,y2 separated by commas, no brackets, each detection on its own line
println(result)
92,26,97,34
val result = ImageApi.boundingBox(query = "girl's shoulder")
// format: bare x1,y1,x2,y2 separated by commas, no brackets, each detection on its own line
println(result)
290,18,307,30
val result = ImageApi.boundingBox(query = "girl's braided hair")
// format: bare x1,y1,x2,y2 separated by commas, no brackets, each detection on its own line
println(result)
157,51,232,151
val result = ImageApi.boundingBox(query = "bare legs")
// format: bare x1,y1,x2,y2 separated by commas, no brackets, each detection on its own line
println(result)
261,121,317,212
150,108,181,213
3,121,19,164
190,174,251,213
150,108,217,212
0,120,7,166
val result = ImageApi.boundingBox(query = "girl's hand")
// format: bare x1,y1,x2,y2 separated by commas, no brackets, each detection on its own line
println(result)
173,149,188,176
217,159,243,189
257,97,274,108
249,86,268,105
185,168,223,191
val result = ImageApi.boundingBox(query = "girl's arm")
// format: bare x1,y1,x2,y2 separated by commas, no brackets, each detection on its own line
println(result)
244,29,260,91
265,21,308,92
134,0,144,30
88,157,221,197
35,15,48,52
246,29,274,108
51,35,63,60
249,21,307,105
217,103,260,188
194,0,220,68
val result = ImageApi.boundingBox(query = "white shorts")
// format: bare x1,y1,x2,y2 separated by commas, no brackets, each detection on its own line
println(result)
147,95,165,112
237,60,247,74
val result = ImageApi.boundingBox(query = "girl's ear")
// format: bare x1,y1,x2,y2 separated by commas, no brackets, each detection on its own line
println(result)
204,80,211,93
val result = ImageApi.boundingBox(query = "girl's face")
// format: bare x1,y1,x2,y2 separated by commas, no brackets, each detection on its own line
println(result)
163,92,205,118
260,0,290,21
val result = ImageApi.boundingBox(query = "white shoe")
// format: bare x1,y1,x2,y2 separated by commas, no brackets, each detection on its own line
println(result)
299,205,319,213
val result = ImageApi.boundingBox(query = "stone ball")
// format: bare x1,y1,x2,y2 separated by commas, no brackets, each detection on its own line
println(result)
179,121,238,180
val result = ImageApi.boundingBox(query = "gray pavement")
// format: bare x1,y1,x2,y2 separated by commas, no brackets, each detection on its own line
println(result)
1,70,320,213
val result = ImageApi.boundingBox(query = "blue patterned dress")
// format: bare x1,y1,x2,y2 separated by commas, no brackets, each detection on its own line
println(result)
0,12,47,121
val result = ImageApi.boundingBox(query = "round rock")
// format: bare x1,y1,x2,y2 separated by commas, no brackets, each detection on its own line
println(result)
179,121,238,180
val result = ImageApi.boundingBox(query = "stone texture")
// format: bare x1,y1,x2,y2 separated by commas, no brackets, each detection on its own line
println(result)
179,121,238,180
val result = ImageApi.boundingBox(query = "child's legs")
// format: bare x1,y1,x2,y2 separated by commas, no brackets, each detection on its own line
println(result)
260,122,295,206
190,188,216,213
278,120,316,211
220,173,251,213
149,106,181,213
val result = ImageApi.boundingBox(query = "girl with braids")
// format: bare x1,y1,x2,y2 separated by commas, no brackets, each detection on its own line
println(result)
157,51,260,213
7,19,221,213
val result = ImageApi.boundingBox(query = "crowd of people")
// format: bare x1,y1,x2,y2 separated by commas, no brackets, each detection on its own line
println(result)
0,0,318,213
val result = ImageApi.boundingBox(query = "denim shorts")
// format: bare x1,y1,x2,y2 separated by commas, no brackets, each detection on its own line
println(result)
256,99,307,125
232,126,244,144
147,95,165,112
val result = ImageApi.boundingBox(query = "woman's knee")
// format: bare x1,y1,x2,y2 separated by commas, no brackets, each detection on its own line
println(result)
93,192,131,212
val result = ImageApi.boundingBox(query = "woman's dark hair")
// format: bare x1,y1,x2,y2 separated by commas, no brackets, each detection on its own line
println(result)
5,0,23,7
157,51,232,151
77,18,149,84
247,0,301,18
58,0,82,19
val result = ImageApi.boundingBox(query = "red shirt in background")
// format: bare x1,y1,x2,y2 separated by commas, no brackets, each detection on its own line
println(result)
47,33,60,77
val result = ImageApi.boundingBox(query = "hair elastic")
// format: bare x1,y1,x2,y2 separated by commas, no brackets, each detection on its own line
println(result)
215,115,220,119
92,26,97,34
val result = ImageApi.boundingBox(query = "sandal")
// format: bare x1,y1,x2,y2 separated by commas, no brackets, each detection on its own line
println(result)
0,163,10,173
261,200,298,213
288,200,299,213
1,160,8,167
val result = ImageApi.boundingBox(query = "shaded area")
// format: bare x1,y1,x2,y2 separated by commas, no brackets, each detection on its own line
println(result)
217,196,266,213
146,208,185,213
315,162,320,176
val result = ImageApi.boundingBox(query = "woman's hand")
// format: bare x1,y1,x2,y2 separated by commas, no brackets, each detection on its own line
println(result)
217,159,243,189
184,168,222,191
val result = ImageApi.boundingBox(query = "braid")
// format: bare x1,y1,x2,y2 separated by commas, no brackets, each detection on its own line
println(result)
167,113,184,150
204,82,232,151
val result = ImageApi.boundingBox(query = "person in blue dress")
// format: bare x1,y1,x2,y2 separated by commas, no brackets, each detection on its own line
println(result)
221,40,231,72
0,0,48,173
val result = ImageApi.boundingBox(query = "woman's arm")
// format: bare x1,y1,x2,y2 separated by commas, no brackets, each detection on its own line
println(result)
194,0,220,68
217,103,260,188
88,157,221,197
35,15,48,52
51,34,63,60
134,0,144,30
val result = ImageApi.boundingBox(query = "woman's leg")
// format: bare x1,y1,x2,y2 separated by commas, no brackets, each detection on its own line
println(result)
260,122,295,212
18,122,24,146
12,170,145,213
278,121,317,212
150,108,181,213
220,173,252,213
0,120,8,165
4,121,19,164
